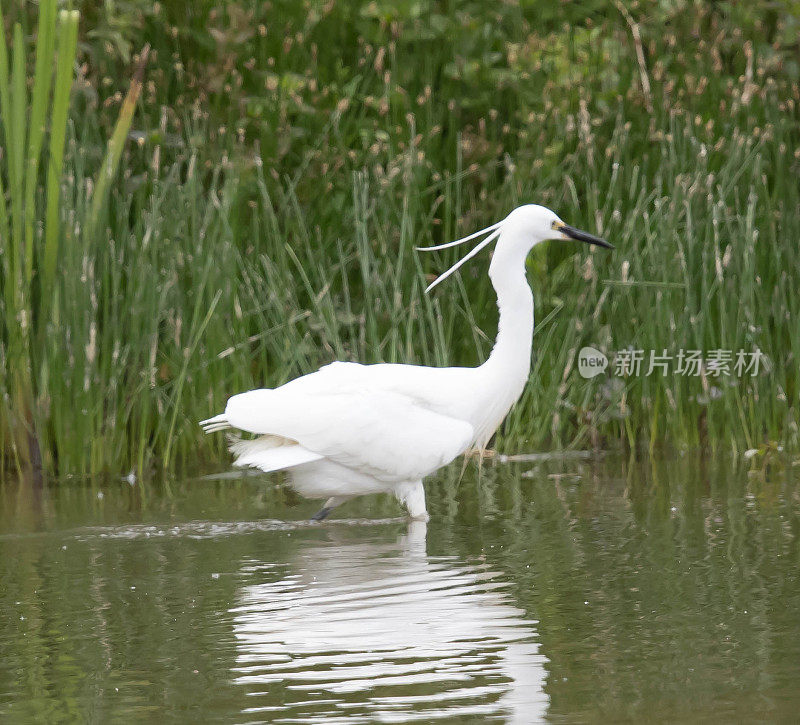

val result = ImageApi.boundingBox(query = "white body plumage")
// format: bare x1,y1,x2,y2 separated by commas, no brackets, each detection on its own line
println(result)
200,204,611,521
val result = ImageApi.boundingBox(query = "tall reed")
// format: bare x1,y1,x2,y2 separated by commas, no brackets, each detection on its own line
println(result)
0,2,78,470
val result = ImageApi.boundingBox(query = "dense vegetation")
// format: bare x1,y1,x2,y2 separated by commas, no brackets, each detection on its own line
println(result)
1,0,798,476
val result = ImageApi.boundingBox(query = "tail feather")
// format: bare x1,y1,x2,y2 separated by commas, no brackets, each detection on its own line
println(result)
200,413,230,433
202,411,322,473
227,433,323,473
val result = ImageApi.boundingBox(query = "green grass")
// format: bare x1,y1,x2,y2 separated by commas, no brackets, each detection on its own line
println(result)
1,1,798,476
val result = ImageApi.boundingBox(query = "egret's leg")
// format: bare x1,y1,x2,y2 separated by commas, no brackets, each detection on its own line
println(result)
394,481,429,522
310,507,332,522
310,496,350,522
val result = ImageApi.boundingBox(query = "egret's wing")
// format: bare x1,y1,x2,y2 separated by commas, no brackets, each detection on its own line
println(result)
278,361,368,395
224,387,473,481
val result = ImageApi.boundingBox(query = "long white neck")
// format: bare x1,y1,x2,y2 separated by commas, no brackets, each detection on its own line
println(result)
470,240,534,447
483,244,534,377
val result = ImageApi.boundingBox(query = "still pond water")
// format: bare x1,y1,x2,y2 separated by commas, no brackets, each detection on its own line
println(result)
1,454,798,723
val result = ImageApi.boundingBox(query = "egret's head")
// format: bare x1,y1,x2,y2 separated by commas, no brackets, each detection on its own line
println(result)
418,204,612,292
501,204,612,250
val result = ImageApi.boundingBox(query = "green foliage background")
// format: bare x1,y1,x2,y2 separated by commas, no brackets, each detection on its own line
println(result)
1,0,799,474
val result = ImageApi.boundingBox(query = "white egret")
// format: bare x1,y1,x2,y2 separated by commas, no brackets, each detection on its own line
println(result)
200,204,612,521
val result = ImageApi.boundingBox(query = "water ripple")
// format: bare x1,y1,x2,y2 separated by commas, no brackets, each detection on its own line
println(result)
0,517,407,543
230,525,548,723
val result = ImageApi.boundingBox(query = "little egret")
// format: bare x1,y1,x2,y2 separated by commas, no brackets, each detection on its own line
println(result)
201,204,612,521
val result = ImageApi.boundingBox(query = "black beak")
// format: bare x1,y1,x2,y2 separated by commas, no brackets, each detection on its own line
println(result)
556,222,614,250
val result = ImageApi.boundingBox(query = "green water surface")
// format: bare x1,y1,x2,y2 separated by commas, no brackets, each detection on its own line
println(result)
1,455,798,723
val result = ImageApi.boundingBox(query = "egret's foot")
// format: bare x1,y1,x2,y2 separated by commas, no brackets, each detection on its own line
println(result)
310,506,332,522
310,495,351,522
465,448,497,459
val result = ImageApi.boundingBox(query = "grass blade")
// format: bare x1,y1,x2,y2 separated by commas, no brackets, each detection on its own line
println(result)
23,0,56,284
86,44,150,240
42,10,79,299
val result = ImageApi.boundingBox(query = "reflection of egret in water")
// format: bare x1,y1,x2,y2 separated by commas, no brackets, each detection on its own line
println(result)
230,522,548,722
